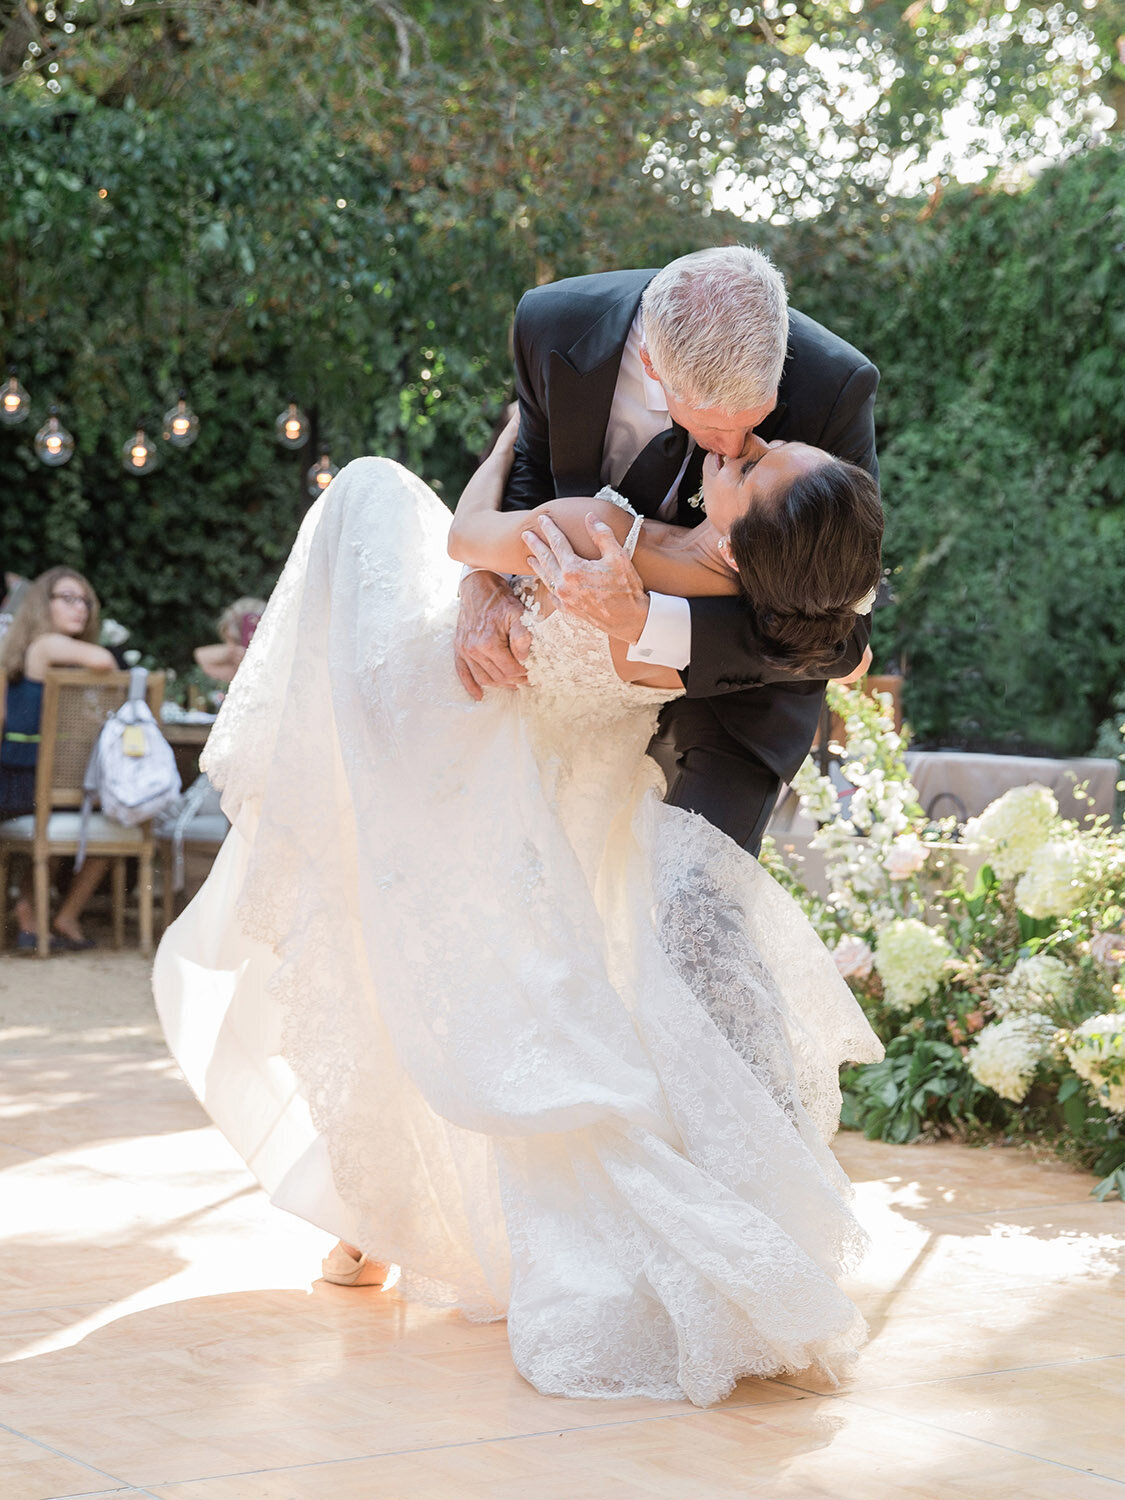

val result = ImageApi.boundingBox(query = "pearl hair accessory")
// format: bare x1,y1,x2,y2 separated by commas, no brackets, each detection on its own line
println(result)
851,586,878,615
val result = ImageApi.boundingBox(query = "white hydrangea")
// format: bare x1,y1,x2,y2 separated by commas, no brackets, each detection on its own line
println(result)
833,934,874,981
1064,1014,1125,1113
962,784,1060,881
991,954,1073,1017
1015,839,1091,919
873,918,952,1011
884,832,928,881
100,617,130,647
967,1013,1056,1103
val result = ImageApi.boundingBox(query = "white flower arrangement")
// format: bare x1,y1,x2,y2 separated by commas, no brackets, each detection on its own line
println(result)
961,784,1060,880
1064,1014,1125,1113
873,918,952,1012
990,954,1073,1017
967,1012,1057,1104
884,832,929,881
100,617,130,648
833,934,874,980
1015,838,1092,919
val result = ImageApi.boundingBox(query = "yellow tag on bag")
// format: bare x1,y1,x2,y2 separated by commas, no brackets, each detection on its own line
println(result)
121,724,148,758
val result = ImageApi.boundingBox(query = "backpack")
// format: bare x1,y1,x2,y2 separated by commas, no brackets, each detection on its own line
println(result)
75,668,182,870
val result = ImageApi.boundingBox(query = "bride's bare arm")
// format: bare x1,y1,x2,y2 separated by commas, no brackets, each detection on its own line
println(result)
449,430,736,600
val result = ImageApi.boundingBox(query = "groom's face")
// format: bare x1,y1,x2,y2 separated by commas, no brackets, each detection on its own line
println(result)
640,348,775,458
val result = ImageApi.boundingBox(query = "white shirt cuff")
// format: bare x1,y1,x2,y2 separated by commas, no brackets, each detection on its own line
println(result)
626,592,691,671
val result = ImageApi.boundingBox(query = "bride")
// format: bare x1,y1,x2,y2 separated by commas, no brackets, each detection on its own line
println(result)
154,416,885,1407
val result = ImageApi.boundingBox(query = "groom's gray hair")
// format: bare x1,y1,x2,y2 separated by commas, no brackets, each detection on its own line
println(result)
640,246,789,412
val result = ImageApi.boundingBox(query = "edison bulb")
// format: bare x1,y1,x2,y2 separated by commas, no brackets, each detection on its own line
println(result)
1,372,30,426
306,453,339,497
162,392,199,449
34,407,74,466
275,400,309,449
122,426,158,474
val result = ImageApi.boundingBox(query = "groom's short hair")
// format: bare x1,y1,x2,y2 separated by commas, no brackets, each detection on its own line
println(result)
641,246,789,413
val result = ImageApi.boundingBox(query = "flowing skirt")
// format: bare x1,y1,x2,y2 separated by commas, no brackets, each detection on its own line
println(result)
154,458,883,1406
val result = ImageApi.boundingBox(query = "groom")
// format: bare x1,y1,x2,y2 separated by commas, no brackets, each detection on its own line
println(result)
455,246,879,852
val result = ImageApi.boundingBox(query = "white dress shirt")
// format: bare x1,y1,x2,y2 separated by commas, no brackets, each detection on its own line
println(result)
465,310,694,671
602,311,693,672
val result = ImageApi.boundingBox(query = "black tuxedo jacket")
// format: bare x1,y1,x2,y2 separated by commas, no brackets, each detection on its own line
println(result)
502,268,879,786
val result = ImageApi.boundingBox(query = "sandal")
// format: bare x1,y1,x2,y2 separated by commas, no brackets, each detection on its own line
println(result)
321,1243,387,1287
50,931,97,952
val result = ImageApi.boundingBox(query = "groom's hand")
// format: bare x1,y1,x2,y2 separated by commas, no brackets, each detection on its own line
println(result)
523,515,650,645
454,571,532,701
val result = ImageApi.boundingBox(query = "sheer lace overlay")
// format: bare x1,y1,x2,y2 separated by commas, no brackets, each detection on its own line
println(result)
155,458,883,1407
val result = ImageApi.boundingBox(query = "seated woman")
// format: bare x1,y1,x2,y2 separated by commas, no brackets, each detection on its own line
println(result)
0,567,117,951
192,596,267,692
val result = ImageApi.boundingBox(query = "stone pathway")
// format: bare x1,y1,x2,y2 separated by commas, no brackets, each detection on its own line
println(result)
1,949,1123,1498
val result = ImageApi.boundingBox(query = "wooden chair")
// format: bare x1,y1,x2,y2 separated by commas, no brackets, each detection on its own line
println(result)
0,668,165,958
158,773,229,931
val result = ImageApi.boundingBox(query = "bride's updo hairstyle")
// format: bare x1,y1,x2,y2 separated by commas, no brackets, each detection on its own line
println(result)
728,457,883,677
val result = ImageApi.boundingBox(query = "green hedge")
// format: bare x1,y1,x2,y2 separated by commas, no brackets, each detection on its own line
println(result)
2,97,1123,749
774,147,1125,752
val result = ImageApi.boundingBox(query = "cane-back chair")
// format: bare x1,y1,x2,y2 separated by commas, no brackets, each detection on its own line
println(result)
0,668,165,958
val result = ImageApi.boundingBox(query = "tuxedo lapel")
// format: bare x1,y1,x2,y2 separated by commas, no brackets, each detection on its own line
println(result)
547,278,649,497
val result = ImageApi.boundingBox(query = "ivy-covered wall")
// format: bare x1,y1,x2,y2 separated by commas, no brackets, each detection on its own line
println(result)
2,99,1122,754
775,146,1125,753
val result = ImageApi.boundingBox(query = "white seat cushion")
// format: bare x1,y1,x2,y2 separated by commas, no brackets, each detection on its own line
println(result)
0,811,146,845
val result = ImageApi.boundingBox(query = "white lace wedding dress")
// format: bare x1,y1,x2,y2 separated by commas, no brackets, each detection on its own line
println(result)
153,458,883,1407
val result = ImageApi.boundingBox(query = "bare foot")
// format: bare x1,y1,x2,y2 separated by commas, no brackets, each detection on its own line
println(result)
52,916,87,943
15,897,35,934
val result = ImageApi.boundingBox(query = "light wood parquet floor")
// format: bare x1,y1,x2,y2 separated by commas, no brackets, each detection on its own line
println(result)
1,950,1123,1499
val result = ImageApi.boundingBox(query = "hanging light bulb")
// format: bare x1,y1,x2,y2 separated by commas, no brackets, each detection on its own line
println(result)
0,369,31,427
34,406,75,467
306,452,339,497
275,399,309,449
162,390,199,449
122,424,158,475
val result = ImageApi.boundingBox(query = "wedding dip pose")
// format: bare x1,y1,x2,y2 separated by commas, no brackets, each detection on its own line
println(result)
154,403,885,1407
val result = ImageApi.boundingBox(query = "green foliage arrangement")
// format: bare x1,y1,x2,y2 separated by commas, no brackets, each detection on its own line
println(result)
771,684,1125,1195
0,2,1123,743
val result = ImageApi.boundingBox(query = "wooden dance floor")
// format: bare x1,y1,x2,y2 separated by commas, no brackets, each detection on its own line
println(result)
1,950,1123,1499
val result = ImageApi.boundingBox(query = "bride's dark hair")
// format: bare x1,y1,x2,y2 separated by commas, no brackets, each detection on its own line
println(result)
728,457,883,677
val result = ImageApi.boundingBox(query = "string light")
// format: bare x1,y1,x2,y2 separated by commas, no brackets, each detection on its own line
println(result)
122,424,158,475
0,370,31,426
34,405,74,466
275,399,309,449
306,452,339,497
162,390,199,449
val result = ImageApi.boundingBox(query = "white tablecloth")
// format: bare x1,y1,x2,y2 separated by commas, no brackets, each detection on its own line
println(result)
903,751,1118,824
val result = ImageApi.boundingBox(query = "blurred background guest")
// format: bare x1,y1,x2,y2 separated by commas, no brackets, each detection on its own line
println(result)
192,595,266,688
0,566,117,951
0,564,29,645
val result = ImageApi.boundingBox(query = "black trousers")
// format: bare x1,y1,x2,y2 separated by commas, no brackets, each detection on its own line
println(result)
647,699,781,857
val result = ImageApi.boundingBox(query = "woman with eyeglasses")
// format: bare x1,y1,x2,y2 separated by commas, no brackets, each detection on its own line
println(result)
0,566,117,951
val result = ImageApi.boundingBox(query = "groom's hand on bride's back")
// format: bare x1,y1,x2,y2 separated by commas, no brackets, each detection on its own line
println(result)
454,571,533,701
